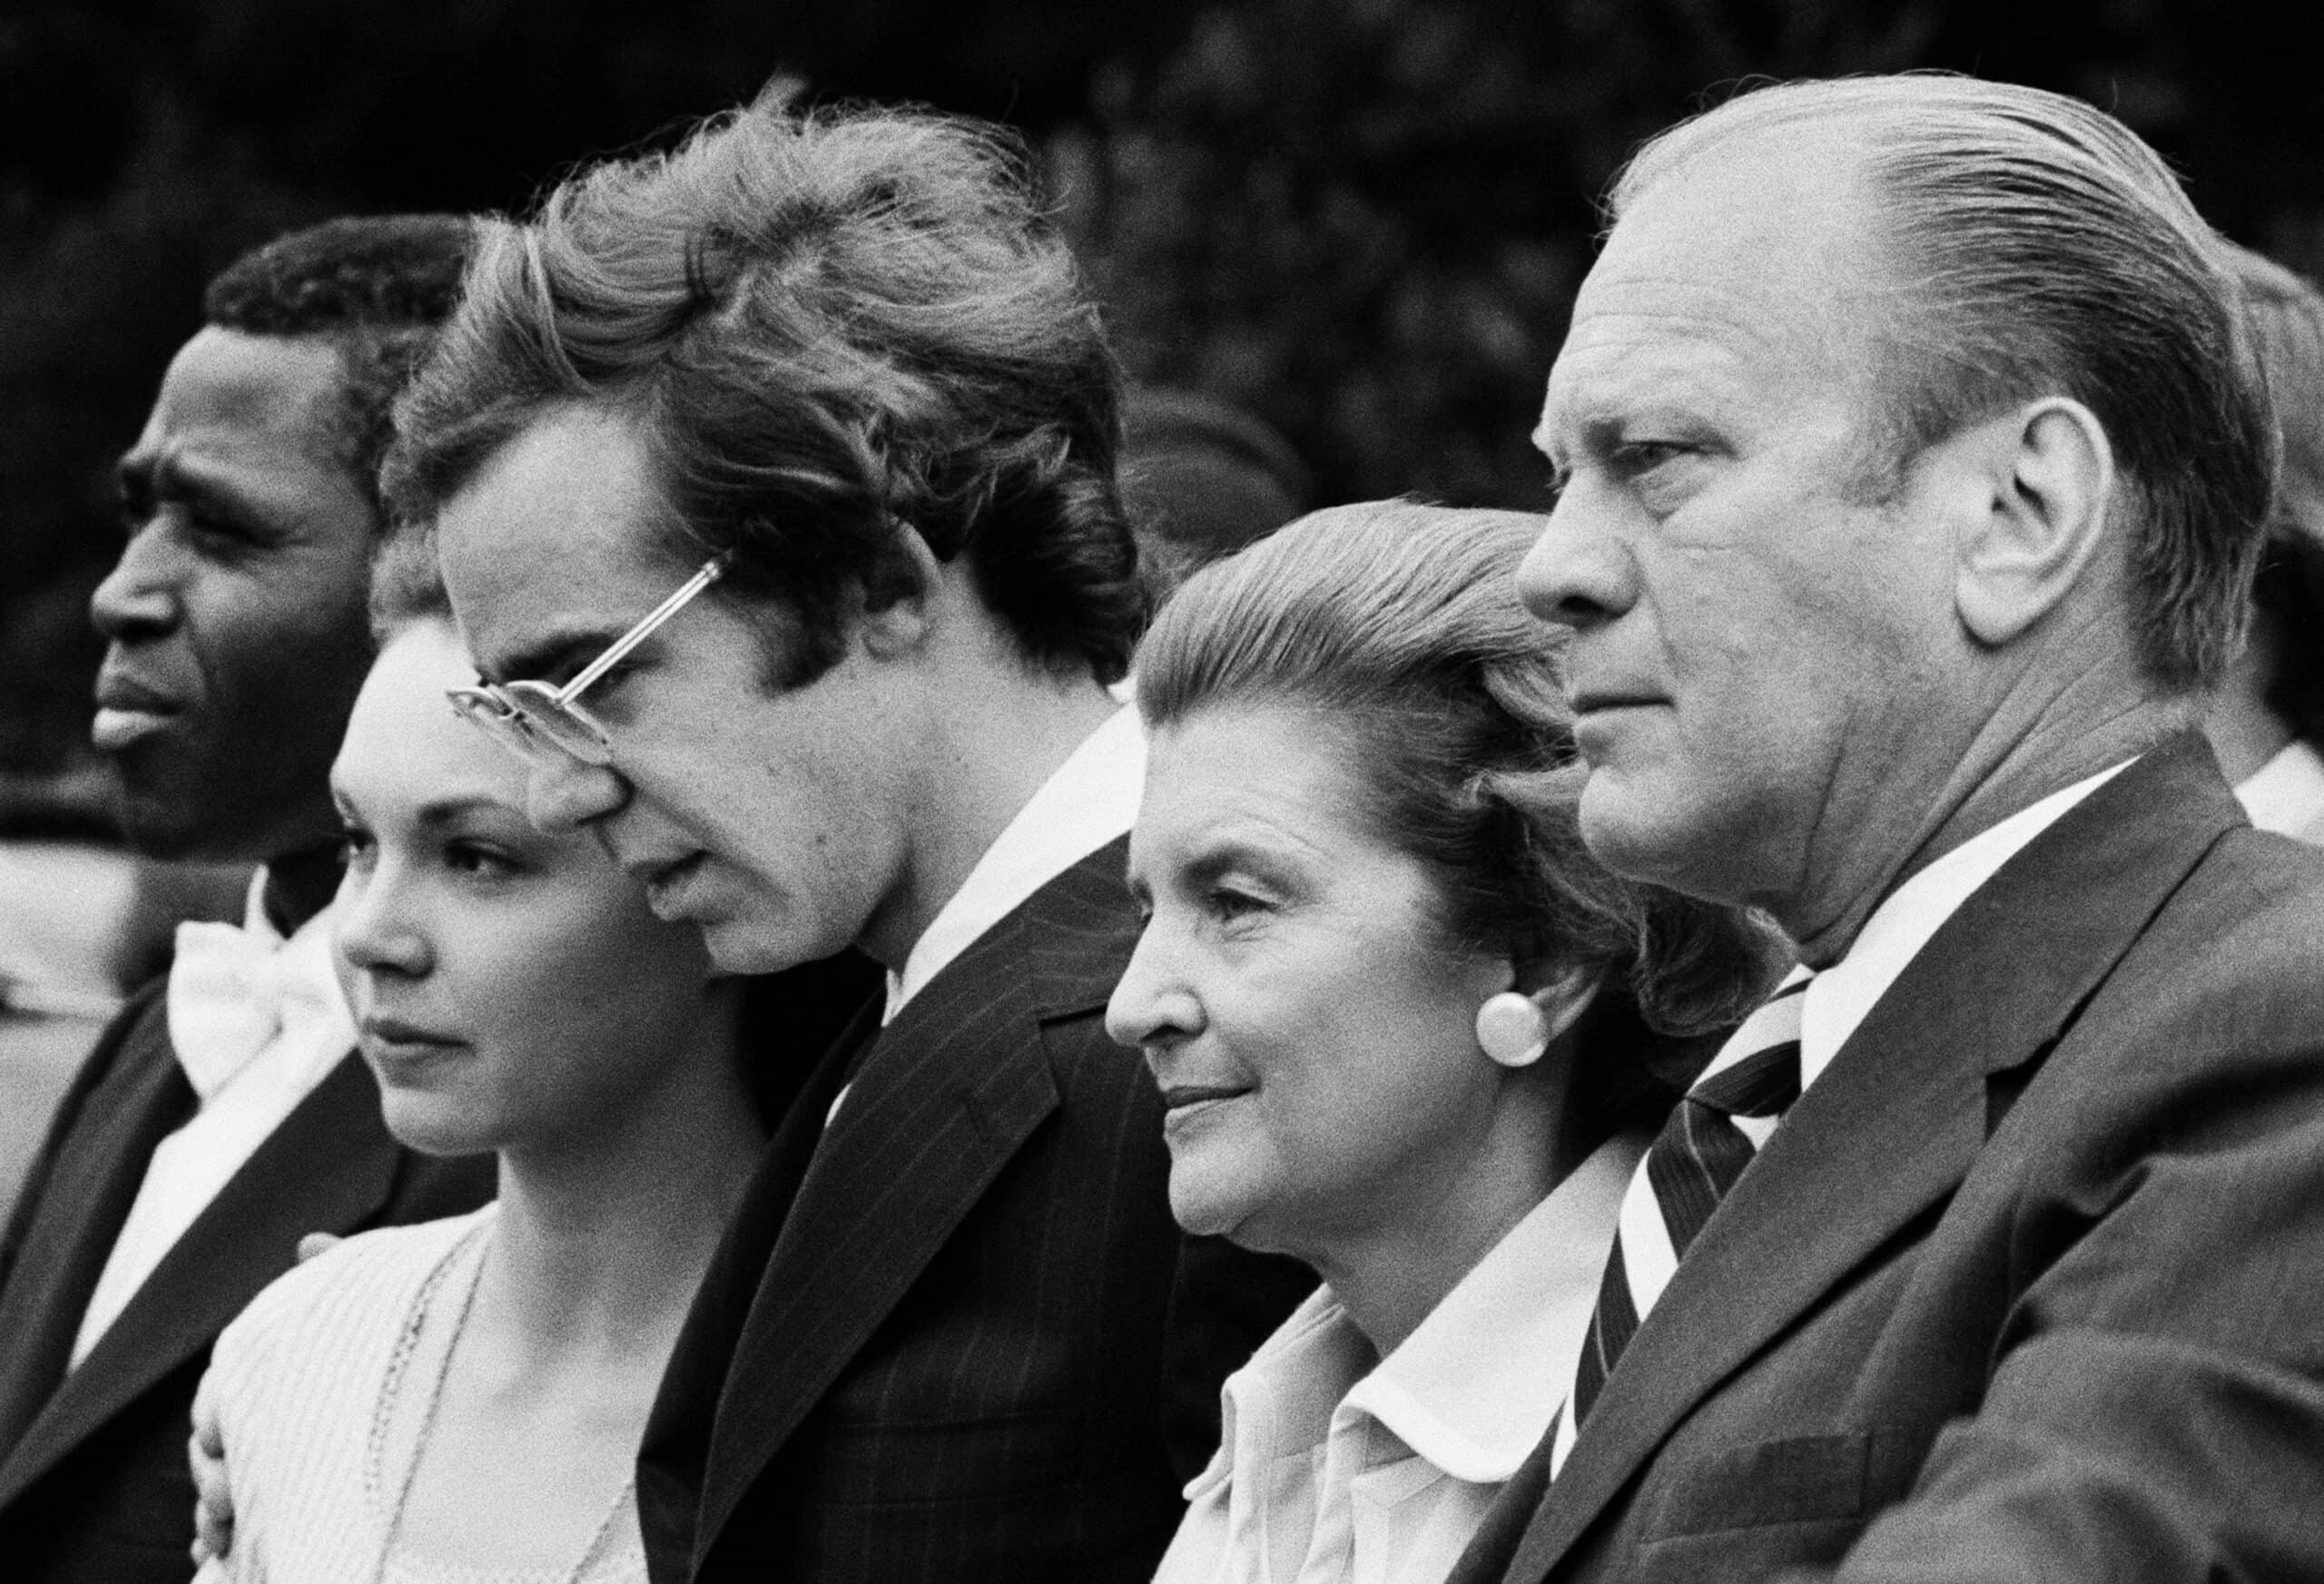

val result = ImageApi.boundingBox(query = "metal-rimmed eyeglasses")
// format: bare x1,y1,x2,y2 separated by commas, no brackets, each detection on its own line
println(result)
446,549,735,765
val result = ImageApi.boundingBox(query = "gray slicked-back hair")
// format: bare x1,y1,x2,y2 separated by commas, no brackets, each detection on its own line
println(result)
1611,74,2273,693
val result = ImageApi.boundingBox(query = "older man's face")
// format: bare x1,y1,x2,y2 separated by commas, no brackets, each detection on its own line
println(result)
1521,138,1961,929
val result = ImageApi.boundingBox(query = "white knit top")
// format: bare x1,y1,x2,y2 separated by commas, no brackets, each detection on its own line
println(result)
200,1205,646,1584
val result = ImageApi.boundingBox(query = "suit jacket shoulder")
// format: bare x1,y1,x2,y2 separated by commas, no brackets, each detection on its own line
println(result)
0,979,171,1295
0,979,492,1584
0,981,183,1462
1471,735,2324,1584
644,840,1310,1584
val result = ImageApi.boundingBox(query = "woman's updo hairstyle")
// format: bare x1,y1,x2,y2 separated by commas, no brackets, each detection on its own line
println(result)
1136,498,1779,1038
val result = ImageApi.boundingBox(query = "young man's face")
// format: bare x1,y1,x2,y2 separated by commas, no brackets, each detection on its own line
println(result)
93,328,379,862
437,405,920,976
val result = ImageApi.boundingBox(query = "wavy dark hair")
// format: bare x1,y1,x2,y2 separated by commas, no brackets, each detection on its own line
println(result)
384,93,1139,690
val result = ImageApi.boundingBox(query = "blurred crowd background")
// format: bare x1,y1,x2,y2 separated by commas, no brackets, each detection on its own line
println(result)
7,0,2324,914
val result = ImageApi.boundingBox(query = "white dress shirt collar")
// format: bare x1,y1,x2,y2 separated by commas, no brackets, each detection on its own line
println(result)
1168,1130,1645,1584
71,867,356,1369
1799,757,2134,1092
2235,737,2324,839
882,703,1144,1023
1343,1128,1645,1481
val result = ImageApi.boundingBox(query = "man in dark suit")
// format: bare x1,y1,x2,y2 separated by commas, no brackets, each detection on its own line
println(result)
1449,74,2324,1583
0,215,495,1581
379,101,1307,1582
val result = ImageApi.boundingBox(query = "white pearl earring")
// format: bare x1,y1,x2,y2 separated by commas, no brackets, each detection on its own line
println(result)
1475,990,1551,1068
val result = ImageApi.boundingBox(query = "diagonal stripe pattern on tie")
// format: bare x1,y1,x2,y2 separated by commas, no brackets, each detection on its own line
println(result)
1551,967,1813,1475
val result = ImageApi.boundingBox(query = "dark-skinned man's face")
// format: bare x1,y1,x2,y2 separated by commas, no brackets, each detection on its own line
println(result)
93,326,378,863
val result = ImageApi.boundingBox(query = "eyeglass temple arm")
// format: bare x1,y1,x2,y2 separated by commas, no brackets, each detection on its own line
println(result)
555,550,735,703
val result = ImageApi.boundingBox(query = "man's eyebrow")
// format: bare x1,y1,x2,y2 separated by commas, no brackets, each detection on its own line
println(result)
115,448,272,524
480,625,625,687
115,448,202,507
1564,414,1629,454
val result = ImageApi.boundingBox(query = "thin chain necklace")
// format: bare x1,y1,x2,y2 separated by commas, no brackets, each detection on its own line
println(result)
370,1220,636,1584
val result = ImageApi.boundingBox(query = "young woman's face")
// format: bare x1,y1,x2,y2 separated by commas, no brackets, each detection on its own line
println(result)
330,619,724,1156
1106,702,1517,1266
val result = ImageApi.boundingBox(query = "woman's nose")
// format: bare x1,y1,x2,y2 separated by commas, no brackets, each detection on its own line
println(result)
525,753,630,834
333,866,429,979
1106,925,1202,1051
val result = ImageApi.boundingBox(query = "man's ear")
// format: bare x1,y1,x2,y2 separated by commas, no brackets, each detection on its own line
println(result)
1954,397,2116,649
856,524,940,659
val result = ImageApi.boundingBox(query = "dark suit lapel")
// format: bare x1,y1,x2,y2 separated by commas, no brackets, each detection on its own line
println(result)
0,995,189,1469
637,993,879,1570
694,839,1137,1556
0,1048,402,1508
1507,736,2241,1578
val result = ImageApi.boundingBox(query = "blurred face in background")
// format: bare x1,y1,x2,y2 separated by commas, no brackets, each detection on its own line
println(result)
330,617,727,1159
1106,702,1514,1270
93,328,379,862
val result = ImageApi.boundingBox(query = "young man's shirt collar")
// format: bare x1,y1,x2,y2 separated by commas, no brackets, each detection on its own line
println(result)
883,703,1145,1023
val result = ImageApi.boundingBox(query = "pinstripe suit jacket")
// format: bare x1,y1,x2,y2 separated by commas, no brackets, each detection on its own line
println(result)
0,980,494,1583
636,837,1312,1584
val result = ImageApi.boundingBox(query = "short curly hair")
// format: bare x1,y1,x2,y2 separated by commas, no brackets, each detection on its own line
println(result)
1136,499,1784,1041
203,213,475,523
386,96,1140,690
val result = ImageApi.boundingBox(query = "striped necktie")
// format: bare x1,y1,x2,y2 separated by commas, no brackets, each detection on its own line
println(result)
1549,967,1813,1475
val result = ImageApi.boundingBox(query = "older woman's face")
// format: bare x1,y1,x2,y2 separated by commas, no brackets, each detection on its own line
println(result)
1107,703,1513,1264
